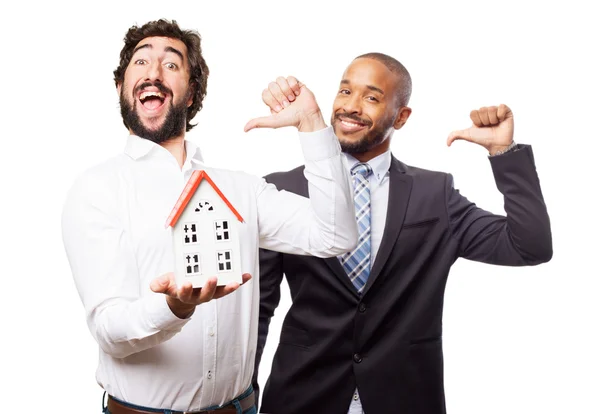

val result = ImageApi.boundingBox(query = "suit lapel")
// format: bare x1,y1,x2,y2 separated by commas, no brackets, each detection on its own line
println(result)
296,170,359,297
324,256,360,296
363,156,412,294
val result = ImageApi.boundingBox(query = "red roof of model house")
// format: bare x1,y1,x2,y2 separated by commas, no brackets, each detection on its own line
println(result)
165,170,245,228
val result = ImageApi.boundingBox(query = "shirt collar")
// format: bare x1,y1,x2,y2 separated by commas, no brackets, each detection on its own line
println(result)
124,135,204,165
184,139,204,165
343,150,391,185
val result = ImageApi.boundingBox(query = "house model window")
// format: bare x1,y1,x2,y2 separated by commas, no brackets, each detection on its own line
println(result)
195,200,214,212
183,223,199,244
214,220,230,241
217,250,233,272
185,253,201,275
165,170,244,288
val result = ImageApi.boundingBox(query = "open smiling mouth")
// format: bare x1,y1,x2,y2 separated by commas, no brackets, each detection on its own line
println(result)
341,119,365,128
337,116,370,132
139,91,167,111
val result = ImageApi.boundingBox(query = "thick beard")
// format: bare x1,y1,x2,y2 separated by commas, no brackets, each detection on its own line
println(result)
120,91,187,144
332,112,391,155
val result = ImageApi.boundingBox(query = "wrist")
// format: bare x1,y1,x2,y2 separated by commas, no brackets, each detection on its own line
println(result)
166,296,196,319
489,141,517,156
297,110,327,132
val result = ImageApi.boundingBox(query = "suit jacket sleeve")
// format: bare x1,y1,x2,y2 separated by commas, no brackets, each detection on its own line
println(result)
253,241,285,405
253,168,307,405
447,145,553,265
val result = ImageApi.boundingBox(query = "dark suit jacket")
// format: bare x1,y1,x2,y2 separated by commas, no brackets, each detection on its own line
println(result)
253,146,552,414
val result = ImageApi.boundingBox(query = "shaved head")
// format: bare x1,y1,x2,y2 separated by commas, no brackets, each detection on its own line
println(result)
355,52,412,107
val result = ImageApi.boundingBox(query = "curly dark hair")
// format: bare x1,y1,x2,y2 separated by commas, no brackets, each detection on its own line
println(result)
113,19,209,132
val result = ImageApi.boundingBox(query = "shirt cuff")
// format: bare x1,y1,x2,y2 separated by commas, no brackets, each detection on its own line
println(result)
489,142,520,157
144,292,191,332
298,126,342,161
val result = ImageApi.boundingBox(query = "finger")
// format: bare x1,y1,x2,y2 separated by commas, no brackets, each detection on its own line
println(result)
276,76,296,103
478,107,491,126
212,282,241,300
177,281,195,302
497,104,512,122
211,273,252,299
470,109,483,127
189,287,203,301
447,128,473,147
287,76,301,97
268,81,290,109
150,272,176,294
198,277,218,303
244,115,283,132
262,88,282,113
487,106,499,125
212,273,252,299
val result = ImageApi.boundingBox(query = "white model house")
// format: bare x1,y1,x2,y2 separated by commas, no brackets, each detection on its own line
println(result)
165,170,244,288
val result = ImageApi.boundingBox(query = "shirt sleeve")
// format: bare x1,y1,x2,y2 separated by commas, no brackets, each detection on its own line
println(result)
61,170,190,359
256,126,358,257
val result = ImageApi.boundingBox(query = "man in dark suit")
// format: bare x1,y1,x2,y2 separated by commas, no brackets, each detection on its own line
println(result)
251,53,552,414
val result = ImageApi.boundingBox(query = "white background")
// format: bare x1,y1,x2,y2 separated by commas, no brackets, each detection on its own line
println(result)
1,0,599,412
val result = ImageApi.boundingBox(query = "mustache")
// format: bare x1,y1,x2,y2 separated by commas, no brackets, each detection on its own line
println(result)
334,112,372,126
135,81,172,97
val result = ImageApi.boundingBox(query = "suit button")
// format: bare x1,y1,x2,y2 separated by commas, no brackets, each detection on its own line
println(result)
353,353,362,363
358,303,366,313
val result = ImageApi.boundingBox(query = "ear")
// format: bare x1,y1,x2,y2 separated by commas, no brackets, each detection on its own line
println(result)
186,83,195,108
393,107,412,130
116,81,122,96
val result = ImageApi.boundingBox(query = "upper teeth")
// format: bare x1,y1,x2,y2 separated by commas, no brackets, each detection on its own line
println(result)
140,91,165,100
342,120,362,127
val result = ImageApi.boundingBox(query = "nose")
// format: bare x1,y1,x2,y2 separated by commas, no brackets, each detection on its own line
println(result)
341,94,362,115
145,60,163,82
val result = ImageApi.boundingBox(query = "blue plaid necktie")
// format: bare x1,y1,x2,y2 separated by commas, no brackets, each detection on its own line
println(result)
340,163,373,293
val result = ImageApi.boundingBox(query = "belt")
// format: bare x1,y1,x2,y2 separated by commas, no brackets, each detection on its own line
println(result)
107,392,255,414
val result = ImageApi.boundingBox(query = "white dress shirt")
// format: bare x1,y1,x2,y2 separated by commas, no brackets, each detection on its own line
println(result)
61,127,357,412
342,150,391,414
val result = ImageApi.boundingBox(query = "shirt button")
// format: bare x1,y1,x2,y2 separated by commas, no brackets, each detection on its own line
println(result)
207,371,212,379
353,353,362,363
358,303,366,313
209,328,214,337
353,393,359,401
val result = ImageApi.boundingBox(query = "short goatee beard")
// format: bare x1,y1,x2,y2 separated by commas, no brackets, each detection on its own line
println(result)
119,90,187,144
332,112,386,155
339,133,379,154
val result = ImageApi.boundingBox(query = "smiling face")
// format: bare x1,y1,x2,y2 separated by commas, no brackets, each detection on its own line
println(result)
117,36,194,143
331,58,410,160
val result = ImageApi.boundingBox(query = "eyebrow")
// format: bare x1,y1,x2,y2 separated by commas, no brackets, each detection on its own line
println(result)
164,46,184,61
132,44,184,61
340,80,384,95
